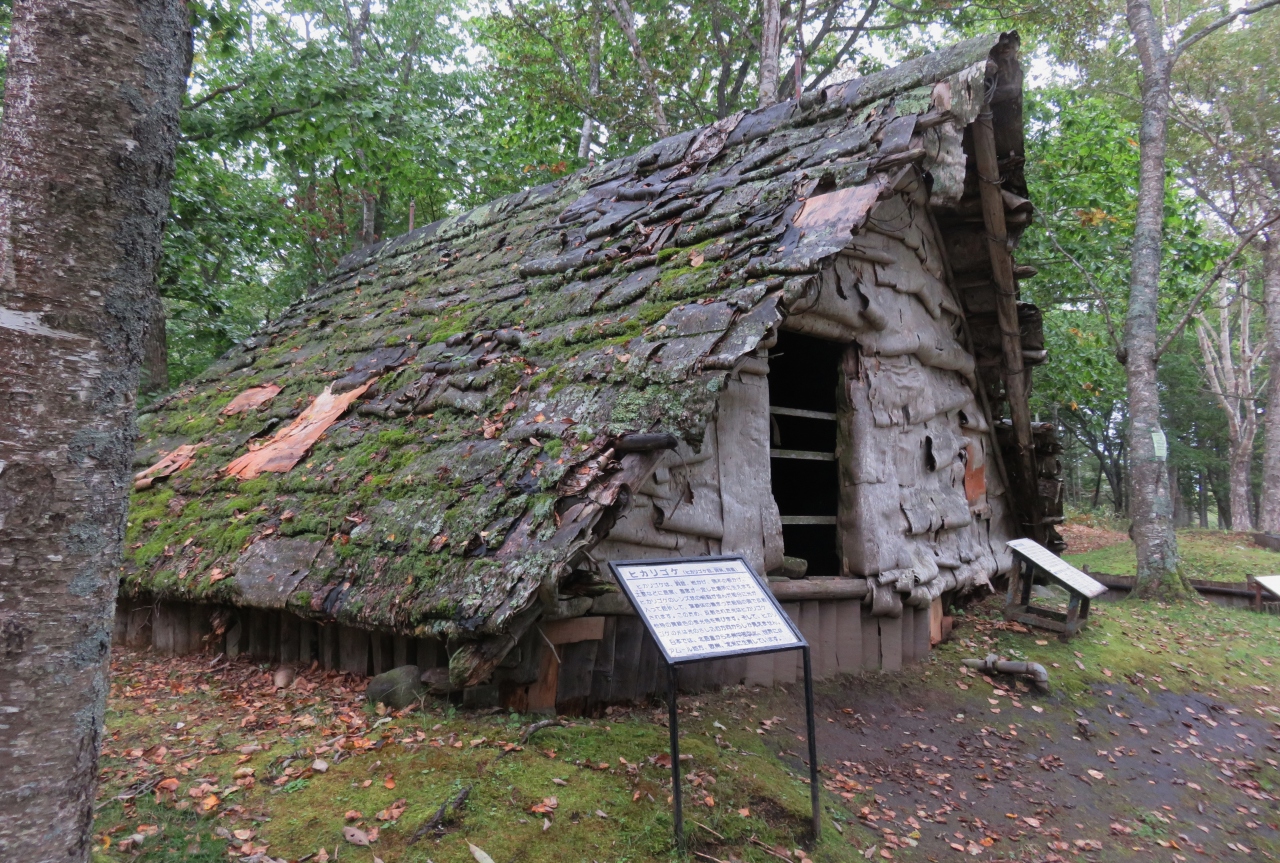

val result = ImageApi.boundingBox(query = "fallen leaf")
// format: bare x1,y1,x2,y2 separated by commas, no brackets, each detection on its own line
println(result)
343,826,370,847
345,810,363,821
551,778,568,786
311,759,329,773
383,774,396,790
739,807,751,817
596,809,609,818
1087,769,1105,780
530,796,559,814
469,842,497,863
543,818,552,832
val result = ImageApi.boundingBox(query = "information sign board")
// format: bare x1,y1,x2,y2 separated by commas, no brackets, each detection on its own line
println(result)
608,556,805,664
607,555,820,848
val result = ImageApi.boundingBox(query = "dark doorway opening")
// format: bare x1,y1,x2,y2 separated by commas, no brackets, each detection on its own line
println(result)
768,330,844,576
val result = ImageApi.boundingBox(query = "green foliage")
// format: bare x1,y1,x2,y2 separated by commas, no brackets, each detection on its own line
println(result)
1020,87,1233,514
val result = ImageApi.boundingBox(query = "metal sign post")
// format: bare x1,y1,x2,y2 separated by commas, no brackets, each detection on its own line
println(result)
609,556,821,850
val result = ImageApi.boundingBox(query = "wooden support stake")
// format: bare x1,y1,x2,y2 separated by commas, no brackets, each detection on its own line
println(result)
971,105,1041,541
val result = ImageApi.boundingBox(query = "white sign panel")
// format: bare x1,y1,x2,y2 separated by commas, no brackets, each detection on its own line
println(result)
1007,538,1107,599
609,556,805,663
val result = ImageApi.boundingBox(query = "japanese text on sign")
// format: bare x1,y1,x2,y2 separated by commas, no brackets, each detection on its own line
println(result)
611,558,803,662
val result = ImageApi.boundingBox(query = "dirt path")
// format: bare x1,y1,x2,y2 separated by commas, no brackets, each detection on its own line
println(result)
757,672,1280,860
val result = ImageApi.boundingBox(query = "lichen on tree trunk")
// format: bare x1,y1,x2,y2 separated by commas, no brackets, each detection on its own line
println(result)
0,1,190,858
1124,0,1191,600
1261,236,1280,534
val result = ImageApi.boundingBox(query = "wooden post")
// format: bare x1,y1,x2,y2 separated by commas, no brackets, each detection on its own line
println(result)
860,604,879,671
879,617,902,671
1062,594,1081,642
972,105,1040,541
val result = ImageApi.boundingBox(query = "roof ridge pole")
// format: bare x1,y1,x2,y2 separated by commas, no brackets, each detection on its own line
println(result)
972,103,1041,542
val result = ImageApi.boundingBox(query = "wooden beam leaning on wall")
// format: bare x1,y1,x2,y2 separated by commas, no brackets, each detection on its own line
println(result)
971,104,1041,542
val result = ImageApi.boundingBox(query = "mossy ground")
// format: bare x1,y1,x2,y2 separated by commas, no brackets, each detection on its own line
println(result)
92,652,868,863
1063,529,1280,584
93,591,1280,862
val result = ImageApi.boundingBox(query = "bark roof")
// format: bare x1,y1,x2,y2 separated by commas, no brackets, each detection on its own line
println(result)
125,32,1023,677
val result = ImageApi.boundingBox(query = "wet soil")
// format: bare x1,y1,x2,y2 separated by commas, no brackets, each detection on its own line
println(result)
759,672,1280,860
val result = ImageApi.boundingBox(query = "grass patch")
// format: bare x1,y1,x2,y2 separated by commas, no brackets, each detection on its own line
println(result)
934,592,1280,703
1063,529,1280,583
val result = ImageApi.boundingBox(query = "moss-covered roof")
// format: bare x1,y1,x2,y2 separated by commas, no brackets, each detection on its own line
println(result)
126,33,1021,684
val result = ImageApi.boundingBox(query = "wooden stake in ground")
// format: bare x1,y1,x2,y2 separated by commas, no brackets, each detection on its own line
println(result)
0,1,190,859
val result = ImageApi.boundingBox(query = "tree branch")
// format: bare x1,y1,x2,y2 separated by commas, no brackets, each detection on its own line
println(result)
603,0,670,137
184,81,247,111
1172,0,1280,62
1155,212,1280,359
1038,220,1124,356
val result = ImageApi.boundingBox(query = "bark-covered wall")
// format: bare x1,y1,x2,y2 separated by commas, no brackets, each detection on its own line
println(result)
589,170,1017,617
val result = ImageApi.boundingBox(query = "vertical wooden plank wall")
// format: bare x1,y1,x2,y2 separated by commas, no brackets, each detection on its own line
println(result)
113,595,939,713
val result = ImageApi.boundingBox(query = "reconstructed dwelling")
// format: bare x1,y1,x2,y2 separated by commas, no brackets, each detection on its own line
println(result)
120,31,1062,712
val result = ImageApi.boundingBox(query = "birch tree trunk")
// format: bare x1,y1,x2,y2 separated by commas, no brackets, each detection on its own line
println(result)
1196,284,1260,533
757,0,782,108
0,1,189,859
1262,236,1280,533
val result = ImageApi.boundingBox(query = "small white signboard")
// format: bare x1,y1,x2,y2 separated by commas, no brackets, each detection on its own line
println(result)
608,556,805,664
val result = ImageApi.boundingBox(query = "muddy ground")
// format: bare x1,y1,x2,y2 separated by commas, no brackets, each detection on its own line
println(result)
756,662,1280,860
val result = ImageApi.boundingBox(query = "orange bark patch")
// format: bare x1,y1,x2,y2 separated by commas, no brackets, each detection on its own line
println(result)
224,381,374,480
134,444,199,491
963,444,986,505
221,383,282,415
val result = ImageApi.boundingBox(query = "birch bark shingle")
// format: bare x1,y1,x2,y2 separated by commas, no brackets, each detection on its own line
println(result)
0,0,190,859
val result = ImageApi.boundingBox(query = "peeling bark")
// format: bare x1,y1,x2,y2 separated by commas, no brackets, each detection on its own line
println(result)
0,1,190,858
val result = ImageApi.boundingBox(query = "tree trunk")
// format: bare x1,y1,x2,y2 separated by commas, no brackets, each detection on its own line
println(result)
1210,467,1231,529
360,189,377,246
757,0,781,108
1261,235,1280,533
1228,437,1256,533
1124,0,1188,598
141,293,169,395
0,1,189,859
1170,463,1191,528
1198,470,1209,528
